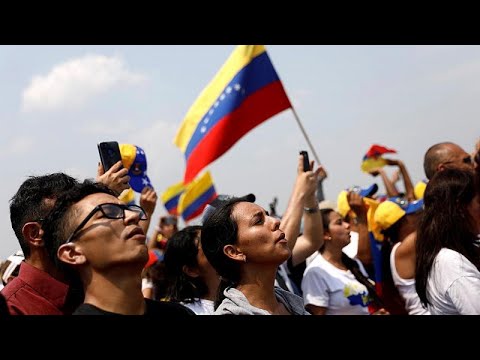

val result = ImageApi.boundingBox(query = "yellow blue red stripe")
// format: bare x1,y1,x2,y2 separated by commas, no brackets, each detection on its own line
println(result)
161,181,186,216
174,45,291,183
177,171,217,222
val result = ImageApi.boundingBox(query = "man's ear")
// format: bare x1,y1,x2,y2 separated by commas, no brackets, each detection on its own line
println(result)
58,244,87,266
22,222,44,247
223,244,245,263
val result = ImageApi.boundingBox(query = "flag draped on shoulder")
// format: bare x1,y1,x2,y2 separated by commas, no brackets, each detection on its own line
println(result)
161,181,186,216
177,171,217,222
174,45,292,183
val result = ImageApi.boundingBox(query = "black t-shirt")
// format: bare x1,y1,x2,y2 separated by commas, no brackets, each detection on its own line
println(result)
73,298,196,316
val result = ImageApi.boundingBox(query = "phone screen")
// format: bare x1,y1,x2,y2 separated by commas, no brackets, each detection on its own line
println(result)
98,141,123,172
300,150,310,172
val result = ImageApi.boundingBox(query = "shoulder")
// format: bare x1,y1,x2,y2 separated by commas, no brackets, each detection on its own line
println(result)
432,248,480,284
145,299,196,316
0,277,24,299
435,248,477,272
73,303,114,315
304,254,326,273
436,248,467,262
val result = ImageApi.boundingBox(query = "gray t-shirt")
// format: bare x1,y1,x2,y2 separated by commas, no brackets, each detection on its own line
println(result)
214,286,310,315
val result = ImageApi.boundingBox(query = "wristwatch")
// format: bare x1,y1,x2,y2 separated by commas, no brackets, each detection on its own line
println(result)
304,206,319,213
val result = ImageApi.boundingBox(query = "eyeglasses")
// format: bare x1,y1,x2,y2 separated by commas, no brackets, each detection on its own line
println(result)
65,203,147,244
443,156,473,166
463,156,473,164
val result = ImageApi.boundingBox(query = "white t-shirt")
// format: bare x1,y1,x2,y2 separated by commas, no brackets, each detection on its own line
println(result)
302,253,371,315
306,231,359,267
390,242,429,315
426,248,480,315
181,299,215,315
141,277,153,291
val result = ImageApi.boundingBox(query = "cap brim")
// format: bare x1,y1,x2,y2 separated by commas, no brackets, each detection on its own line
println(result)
405,199,424,214
129,174,153,193
359,183,378,198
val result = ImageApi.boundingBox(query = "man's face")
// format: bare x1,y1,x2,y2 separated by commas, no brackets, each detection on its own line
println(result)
440,144,474,173
67,193,148,270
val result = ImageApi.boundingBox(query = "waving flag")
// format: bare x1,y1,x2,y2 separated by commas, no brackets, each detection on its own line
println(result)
161,181,186,216
178,171,217,222
361,144,397,173
174,45,292,183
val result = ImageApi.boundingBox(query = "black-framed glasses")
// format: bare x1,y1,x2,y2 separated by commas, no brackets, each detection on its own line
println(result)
443,156,473,166
65,203,147,244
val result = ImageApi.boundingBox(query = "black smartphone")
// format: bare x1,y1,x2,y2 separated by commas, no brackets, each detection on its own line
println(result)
300,150,310,172
97,141,123,172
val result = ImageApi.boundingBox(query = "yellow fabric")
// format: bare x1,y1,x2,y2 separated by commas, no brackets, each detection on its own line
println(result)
361,157,387,173
119,143,137,170
373,200,406,231
414,181,427,200
173,45,266,152
118,188,135,204
337,191,384,241
364,197,383,241
337,191,350,218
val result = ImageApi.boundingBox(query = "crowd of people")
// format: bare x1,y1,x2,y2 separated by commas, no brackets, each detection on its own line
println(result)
0,140,479,315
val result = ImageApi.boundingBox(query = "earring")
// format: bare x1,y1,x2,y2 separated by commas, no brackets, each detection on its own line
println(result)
327,236,332,240
243,255,247,263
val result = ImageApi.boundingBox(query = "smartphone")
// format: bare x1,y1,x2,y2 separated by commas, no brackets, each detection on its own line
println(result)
300,150,310,172
97,141,123,172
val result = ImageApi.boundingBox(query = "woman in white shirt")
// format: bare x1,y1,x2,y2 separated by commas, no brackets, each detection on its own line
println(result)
302,208,387,315
415,168,480,315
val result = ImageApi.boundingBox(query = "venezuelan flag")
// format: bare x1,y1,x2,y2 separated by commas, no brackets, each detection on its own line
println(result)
177,171,217,222
161,181,186,216
361,144,397,173
174,45,292,183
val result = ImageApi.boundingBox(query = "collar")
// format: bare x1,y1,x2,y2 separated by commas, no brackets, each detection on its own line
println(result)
17,262,70,309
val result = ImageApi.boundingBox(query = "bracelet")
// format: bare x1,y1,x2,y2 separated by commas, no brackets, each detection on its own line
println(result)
304,206,319,214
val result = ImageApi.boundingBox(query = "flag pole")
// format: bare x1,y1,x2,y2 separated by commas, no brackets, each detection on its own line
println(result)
289,107,322,165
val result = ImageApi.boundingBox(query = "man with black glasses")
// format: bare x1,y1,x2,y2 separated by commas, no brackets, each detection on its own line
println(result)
42,180,194,315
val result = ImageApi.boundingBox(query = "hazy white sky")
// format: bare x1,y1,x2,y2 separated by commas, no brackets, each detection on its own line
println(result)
0,45,478,260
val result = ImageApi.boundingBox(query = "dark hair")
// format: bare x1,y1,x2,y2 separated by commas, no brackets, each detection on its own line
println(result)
164,225,208,303
42,180,117,273
415,168,480,307
9,173,79,257
320,208,384,309
201,198,243,309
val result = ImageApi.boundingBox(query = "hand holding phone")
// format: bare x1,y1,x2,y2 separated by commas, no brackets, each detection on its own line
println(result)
98,141,124,172
300,150,310,172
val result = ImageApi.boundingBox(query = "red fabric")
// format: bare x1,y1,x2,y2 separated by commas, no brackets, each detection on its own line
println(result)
1,262,70,315
365,144,397,158
184,81,291,183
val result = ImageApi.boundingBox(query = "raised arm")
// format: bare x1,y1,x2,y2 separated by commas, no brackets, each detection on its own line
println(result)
386,159,415,202
280,155,324,267
139,186,158,236
369,167,399,198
